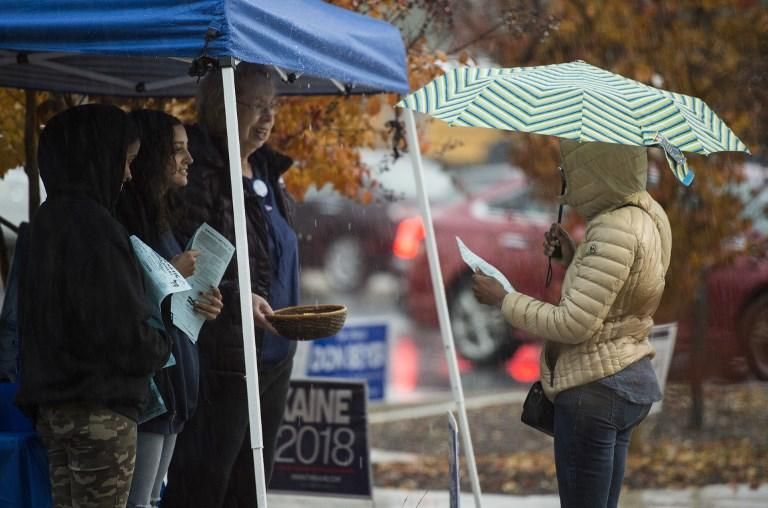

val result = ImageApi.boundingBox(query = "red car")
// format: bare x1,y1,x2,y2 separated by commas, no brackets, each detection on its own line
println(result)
396,174,566,364
293,149,457,292
396,166,768,380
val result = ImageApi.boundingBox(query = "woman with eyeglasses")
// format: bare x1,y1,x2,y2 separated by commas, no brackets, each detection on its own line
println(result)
162,63,299,508
473,140,671,508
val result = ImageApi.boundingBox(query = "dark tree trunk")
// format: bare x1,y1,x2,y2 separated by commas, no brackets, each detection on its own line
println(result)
689,273,707,430
24,89,40,220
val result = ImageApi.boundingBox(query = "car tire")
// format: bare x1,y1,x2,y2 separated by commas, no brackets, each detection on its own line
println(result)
742,293,768,380
323,236,369,293
448,274,518,365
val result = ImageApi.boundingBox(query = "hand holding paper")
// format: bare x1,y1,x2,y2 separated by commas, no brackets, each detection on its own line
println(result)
171,250,201,278
472,272,510,307
193,287,224,320
456,237,515,293
171,223,235,342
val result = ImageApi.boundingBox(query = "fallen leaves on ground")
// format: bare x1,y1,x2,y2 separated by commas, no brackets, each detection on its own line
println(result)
370,382,768,494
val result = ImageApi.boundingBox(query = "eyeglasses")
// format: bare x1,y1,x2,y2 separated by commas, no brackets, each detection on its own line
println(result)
236,98,280,115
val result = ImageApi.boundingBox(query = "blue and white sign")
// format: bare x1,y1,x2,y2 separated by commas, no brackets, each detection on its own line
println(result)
303,322,389,401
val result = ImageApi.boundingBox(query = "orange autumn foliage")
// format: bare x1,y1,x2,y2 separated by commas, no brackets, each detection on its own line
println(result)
271,0,453,200
0,89,25,178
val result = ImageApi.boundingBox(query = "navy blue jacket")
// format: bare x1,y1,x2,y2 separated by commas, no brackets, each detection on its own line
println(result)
139,231,200,434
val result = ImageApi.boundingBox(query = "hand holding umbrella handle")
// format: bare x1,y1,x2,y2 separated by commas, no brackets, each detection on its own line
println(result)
549,203,565,260
545,213,563,287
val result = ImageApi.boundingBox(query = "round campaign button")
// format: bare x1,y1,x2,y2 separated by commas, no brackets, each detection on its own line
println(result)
252,179,268,197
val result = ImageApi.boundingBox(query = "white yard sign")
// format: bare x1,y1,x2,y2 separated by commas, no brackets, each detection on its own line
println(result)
648,322,678,415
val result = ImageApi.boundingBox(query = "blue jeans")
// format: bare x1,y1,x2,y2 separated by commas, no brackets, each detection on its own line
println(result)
127,432,177,508
554,381,651,508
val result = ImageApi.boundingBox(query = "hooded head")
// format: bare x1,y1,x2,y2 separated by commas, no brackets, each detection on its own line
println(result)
559,139,648,221
38,104,138,210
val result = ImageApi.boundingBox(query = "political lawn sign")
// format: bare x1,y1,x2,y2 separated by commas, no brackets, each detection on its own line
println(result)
269,379,373,502
294,321,389,402
648,322,678,415
448,412,460,508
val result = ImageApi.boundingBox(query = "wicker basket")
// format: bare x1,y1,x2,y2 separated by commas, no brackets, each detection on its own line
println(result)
266,304,347,341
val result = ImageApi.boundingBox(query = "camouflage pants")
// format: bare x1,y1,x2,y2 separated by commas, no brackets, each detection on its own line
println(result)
36,405,137,508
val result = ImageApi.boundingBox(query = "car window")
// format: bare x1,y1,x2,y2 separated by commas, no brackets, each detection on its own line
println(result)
743,188,768,236
376,166,455,203
362,149,457,204
451,163,523,195
487,188,555,220
0,168,44,228
729,162,768,236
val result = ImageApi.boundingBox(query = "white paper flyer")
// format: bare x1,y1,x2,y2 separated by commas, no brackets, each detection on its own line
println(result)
171,223,235,343
130,235,191,327
456,237,515,293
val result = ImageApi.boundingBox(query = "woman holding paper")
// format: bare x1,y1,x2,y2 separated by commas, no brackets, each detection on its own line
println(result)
472,140,671,508
116,109,223,508
16,104,171,507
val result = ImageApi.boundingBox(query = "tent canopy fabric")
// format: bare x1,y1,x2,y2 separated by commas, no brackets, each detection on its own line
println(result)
0,0,409,96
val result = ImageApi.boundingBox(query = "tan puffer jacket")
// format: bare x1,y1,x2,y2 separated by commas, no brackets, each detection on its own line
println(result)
501,140,672,399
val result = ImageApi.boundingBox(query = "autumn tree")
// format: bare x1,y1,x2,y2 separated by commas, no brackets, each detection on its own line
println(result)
0,89,25,179
272,0,456,201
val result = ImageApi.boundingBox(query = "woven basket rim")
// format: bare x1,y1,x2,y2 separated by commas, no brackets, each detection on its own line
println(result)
266,304,348,341
267,304,347,323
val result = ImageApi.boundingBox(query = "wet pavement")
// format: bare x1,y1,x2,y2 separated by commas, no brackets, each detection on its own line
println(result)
269,484,768,507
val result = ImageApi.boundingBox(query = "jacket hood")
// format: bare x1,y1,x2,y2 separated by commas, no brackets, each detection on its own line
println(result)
38,104,135,210
559,140,648,221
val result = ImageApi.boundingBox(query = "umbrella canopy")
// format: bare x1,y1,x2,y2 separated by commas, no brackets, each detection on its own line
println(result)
397,60,750,185
0,0,409,97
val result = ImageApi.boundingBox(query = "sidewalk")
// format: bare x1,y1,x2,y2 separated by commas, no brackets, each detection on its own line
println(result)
269,484,768,507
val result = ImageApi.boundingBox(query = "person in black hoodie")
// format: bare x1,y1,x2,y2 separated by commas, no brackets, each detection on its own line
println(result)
16,104,171,508
115,109,223,508
163,63,298,508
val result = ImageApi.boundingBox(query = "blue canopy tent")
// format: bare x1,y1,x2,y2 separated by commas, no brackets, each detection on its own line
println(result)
0,0,408,97
0,1,484,506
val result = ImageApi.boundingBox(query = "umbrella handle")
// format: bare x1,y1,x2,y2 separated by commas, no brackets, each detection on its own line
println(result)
545,217,563,287
545,178,567,288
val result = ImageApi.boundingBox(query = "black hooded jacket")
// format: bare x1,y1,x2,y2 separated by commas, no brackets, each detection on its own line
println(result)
16,104,171,420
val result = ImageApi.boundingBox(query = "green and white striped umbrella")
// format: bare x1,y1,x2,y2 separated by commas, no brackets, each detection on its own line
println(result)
397,61,750,185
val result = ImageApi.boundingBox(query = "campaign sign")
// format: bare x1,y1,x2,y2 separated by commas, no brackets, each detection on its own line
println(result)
648,322,678,415
270,379,372,499
305,323,388,401
448,412,460,508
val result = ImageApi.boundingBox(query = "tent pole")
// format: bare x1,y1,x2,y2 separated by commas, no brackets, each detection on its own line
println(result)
221,63,269,507
403,109,483,508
